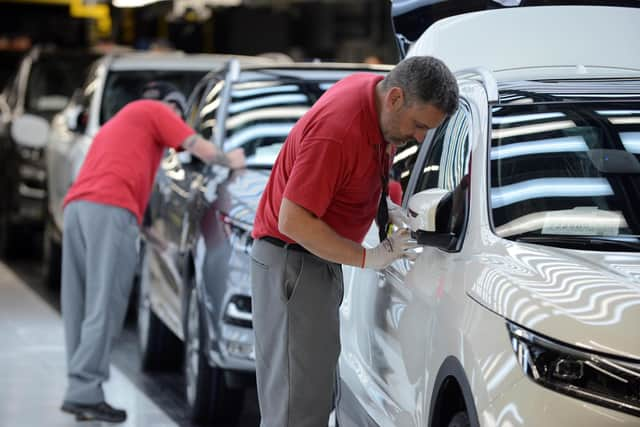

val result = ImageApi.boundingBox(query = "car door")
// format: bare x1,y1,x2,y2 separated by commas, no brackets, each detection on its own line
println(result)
339,100,473,426
147,72,226,333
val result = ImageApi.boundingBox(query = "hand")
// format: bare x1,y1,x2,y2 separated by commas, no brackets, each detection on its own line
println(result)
387,196,409,227
226,148,245,169
363,228,419,269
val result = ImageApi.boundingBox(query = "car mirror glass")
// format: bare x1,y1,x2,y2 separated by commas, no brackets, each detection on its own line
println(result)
11,113,49,149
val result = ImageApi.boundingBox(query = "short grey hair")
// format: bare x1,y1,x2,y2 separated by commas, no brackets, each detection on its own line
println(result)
382,56,458,116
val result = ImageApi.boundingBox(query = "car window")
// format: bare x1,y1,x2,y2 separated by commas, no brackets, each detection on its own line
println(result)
186,77,215,131
413,102,472,194
25,55,96,113
221,78,327,167
391,139,420,197
490,102,640,240
100,70,206,125
196,77,225,141
0,52,21,90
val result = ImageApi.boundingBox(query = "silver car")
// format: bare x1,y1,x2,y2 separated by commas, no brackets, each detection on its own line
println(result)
138,60,392,424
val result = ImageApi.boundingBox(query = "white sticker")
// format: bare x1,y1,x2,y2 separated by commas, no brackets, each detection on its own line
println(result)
541,207,624,236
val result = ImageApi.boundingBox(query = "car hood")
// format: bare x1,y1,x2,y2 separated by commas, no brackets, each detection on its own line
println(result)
222,168,272,228
468,239,640,359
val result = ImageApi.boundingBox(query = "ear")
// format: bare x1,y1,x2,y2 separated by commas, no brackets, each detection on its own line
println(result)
385,87,404,111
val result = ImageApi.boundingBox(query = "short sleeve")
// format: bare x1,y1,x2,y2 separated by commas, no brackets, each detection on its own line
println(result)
283,138,344,218
150,101,195,149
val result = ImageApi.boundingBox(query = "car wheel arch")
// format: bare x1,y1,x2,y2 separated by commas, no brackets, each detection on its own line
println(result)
428,356,480,427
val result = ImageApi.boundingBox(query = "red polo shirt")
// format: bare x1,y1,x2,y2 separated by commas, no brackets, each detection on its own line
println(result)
64,99,195,224
252,73,388,244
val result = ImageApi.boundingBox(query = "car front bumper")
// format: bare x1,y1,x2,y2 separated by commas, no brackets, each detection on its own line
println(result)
484,375,639,426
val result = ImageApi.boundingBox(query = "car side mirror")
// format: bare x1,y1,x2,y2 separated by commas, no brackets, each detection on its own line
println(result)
64,105,87,133
407,188,458,250
11,114,50,149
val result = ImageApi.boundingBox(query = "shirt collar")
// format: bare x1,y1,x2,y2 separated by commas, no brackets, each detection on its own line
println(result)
363,74,387,146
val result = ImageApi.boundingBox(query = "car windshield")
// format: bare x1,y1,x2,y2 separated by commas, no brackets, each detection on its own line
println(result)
490,102,640,248
223,78,332,168
100,70,206,125
0,51,21,89
26,54,96,113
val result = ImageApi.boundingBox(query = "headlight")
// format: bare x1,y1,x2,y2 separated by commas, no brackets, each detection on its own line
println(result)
507,321,640,417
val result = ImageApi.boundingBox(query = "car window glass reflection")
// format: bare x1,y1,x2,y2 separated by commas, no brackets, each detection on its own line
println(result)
100,70,205,125
490,103,640,240
26,56,95,113
414,103,471,194
223,79,330,168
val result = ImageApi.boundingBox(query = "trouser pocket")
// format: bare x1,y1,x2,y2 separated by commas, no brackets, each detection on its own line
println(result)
282,251,304,303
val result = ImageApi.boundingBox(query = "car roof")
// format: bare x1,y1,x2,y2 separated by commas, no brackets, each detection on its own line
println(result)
406,6,640,73
107,52,270,72
234,62,393,81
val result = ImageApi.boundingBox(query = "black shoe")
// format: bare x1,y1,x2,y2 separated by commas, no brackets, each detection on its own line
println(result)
61,401,127,423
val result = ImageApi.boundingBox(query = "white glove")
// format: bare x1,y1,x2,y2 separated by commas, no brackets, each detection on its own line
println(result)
387,196,409,227
363,228,419,270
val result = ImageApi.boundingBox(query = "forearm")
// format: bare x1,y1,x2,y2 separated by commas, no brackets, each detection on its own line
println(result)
278,198,364,267
182,134,229,166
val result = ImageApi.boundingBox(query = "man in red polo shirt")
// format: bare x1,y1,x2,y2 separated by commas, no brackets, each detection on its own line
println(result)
59,81,244,423
251,56,459,427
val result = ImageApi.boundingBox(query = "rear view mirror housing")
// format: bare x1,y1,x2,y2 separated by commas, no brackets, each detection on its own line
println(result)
64,105,87,133
11,114,50,149
407,188,458,250
407,175,470,251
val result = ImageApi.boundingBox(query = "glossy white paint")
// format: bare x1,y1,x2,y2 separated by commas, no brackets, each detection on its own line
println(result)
486,376,639,426
407,188,449,232
407,6,640,72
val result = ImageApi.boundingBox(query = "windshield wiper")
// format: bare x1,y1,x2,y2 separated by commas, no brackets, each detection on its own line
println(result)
512,234,640,252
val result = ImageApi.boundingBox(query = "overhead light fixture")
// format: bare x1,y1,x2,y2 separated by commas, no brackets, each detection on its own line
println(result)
112,0,168,8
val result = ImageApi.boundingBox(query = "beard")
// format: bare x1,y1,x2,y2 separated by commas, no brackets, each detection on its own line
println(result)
387,136,417,147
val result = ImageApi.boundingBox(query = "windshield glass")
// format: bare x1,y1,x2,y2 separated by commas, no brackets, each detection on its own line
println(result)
490,102,640,243
0,51,21,89
100,70,206,125
223,79,331,168
26,54,96,113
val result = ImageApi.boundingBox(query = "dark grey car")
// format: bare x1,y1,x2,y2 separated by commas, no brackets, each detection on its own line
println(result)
137,60,391,424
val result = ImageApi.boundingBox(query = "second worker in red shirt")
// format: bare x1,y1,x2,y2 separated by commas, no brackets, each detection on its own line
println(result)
59,81,244,423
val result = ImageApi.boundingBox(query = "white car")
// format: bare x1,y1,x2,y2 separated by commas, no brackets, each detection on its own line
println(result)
44,51,266,286
337,5,640,427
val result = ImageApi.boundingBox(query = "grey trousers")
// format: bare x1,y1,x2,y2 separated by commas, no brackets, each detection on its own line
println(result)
251,238,344,427
61,200,139,404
